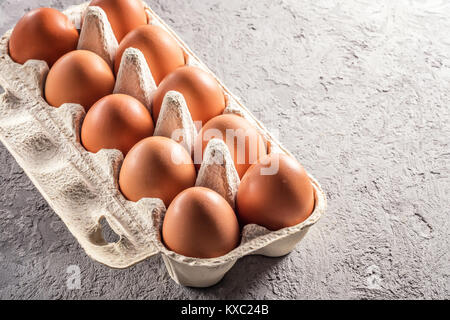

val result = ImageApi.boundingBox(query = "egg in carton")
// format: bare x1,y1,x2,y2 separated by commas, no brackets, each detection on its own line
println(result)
0,1,327,287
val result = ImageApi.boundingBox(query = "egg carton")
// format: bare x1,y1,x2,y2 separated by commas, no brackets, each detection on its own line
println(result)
0,1,327,287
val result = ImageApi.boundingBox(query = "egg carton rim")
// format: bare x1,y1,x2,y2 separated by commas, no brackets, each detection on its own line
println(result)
0,1,327,269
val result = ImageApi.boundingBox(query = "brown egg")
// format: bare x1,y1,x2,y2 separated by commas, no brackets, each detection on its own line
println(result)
9,8,79,67
236,153,315,231
45,50,115,112
114,25,185,84
119,136,196,206
89,0,147,42
81,94,154,155
162,187,240,258
152,66,225,125
194,114,267,179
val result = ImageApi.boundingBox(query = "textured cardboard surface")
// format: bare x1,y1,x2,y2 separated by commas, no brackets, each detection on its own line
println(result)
0,0,449,298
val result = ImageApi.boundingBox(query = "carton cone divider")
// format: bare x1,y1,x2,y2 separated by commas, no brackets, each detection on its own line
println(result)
114,47,156,110
154,90,197,154
78,6,118,69
196,138,240,209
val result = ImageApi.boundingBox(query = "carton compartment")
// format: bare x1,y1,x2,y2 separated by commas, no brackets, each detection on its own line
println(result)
0,1,327,287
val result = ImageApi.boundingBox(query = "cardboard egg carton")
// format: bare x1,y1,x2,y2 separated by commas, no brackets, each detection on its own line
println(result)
0,1,327,287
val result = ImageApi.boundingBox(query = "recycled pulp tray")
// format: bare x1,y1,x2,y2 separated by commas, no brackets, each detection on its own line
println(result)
0,1,327,287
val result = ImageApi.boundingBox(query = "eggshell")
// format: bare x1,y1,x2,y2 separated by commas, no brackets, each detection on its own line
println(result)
114,25,185,84
9,8,79,67
236,153,315,231
89,0,147,42
81,94,154,155
152,66,225,126
195,114,267,179
162,187,240,259
119,136,196,206
45,50,115,112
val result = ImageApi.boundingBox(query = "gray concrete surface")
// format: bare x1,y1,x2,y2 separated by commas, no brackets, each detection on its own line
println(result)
0,0,449,300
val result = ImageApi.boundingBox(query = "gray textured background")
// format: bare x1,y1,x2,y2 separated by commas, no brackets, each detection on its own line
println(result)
0,0,449,299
